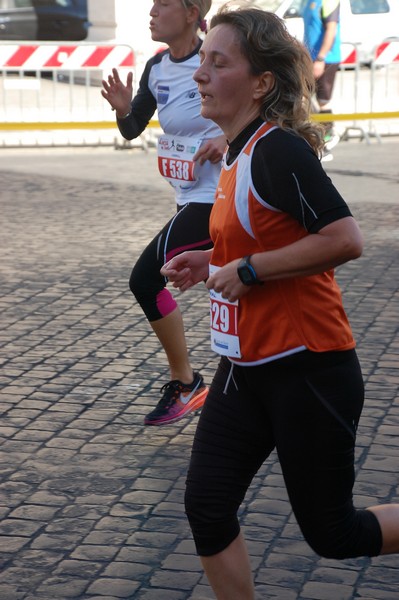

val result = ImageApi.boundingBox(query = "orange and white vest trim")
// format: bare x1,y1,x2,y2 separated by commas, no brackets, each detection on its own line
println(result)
209,122,355,365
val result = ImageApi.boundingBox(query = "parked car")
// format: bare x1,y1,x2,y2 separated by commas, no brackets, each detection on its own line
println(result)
259,0,305,39
339,0,399,64
0,0,89,41
255,0,399,64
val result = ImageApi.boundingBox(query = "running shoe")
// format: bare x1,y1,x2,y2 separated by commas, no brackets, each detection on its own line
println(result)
324,133,340,152
144,372,208,426
321,150,334,163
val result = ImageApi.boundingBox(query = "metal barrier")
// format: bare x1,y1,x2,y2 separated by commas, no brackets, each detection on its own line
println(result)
0,40,398,147
0,41,145,147
336,39,399,143
338,42,371,142
369,38,399,140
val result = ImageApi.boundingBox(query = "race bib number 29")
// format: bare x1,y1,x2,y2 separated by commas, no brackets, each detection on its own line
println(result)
211,298,237,336
209,265,241,358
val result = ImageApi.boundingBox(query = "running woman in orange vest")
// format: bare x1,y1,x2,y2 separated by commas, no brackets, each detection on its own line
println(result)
101,1,225,426
162,6,399,599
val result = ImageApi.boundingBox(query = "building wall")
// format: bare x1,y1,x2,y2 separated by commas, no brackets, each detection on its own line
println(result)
87,0,165,82
87,0,226,46
87,0,160,53
86,0,226,80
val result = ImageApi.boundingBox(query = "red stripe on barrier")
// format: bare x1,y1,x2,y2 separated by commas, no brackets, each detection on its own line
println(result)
5,45,37,67
43,46,77,68
1,44,135,69
376,42,389,59
120,51,135,67
82,46,113,67
341,49,356,64
374,41,399,64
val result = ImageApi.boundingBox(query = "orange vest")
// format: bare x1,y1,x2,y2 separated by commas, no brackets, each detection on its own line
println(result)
209,122,355,365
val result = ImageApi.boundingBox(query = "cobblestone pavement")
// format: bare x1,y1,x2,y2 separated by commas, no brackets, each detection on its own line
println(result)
0,139,398,599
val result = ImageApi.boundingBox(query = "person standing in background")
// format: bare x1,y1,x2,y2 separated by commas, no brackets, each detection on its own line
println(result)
101,0,225,426
303,0,341,160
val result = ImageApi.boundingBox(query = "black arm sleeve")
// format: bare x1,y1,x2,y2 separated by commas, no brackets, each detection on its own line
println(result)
251,129,352,233
116,59,158,141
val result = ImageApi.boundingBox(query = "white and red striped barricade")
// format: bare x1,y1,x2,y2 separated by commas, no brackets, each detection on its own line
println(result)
0,42,137,131
340,42,358,68
373,40,399,66
339,42,360,112
370,38,399,119
338,43,368,141
0,42,134,71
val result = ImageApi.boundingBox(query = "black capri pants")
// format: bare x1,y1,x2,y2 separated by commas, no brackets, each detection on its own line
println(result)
129,202,213,322
185,350,382,559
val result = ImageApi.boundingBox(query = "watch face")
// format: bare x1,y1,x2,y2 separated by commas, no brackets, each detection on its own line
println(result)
238,264,255,285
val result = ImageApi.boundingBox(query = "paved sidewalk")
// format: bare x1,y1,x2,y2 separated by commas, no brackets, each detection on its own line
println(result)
0,139,398,599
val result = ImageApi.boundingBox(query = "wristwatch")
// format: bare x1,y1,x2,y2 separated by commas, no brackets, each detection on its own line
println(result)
237,255,263,286
315,55,325,62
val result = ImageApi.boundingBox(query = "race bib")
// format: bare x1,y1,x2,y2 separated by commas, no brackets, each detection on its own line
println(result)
209,265,241,358
157,134,202,191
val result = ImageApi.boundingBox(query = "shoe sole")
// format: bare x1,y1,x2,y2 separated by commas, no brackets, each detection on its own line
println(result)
144,387,208,426
324,134,340,152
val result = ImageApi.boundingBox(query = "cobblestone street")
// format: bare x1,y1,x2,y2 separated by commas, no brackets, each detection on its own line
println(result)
0,140,398,599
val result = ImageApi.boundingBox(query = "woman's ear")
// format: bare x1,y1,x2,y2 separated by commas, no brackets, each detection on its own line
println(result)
253,71,275,99
186,5,200,27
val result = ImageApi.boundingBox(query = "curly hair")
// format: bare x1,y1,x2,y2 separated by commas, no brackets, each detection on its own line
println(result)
210,5,324,154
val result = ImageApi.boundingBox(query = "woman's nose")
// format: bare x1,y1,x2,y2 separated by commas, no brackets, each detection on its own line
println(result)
193,64,206,82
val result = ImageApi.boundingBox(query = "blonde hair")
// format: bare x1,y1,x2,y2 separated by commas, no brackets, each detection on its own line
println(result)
210,6,324,154
181,0,212,31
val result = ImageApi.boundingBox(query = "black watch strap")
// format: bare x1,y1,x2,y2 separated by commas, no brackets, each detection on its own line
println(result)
237,255,263,286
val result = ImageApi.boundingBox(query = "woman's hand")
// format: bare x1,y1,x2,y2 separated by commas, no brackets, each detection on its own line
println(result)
193,134,226,165
161,250,212,292
101,68,133,118
207,259,251,303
